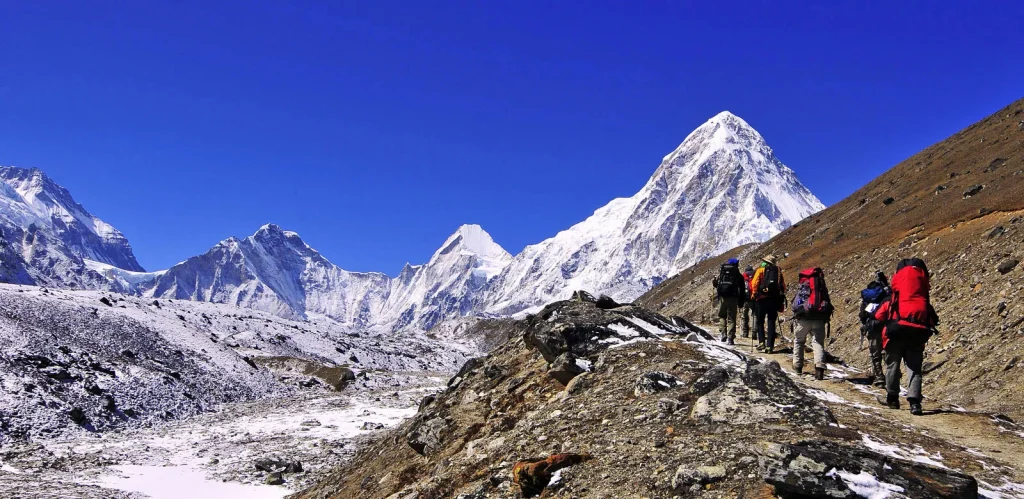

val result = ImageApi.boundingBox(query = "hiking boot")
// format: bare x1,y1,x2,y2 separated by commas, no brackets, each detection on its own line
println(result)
727,338,735,346
765,346,774,355
814,367,825,381
910,402,923,416
720,336,728,343
756,344,766,352
793,364,803,375
876,394,900,409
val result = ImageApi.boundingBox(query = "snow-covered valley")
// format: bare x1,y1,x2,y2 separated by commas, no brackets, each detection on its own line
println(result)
0,284,457,496
1,379,445,498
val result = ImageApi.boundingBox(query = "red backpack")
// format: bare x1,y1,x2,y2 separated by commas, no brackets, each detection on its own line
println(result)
791,267,834,319
886,258,937,335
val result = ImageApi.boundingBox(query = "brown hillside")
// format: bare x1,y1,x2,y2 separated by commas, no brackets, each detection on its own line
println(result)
639,97,1024,418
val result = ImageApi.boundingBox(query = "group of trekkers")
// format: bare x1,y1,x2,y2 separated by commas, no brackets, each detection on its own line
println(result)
712,255,939,416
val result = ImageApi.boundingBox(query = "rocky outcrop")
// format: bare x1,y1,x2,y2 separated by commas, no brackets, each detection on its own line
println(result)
757,440,979,498
295,297,990,499
522,299,682,363
692,360,836,427
407,417,449,457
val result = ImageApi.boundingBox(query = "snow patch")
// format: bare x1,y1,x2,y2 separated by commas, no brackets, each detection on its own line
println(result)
97,465,288,499
827,469,905,499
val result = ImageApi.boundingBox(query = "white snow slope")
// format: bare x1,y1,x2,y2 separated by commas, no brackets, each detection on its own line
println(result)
0,111,822,333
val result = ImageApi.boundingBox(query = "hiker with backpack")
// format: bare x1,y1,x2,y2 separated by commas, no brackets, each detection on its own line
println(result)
790,267,835,380
872,258,939,416
741,266,755,339
712,258,746,345
749,255,786,353
859,271,891,387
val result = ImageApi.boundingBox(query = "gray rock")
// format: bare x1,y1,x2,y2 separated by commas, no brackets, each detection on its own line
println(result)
548,352,585,385
671,466,705,489
571,290,597,303
690,365,731,396
697,465,727,482
523,299,677,363
756,440,979,498
595,294,620,309
671,464,725,489
657,398,684,416
963,184,984,198
565,373,593,395
408,417,448,456
264,471,285,485
997,259,1019,275
634,371,680,396
691,361,835,427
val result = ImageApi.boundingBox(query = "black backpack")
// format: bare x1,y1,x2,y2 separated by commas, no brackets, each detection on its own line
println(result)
762,264,781,298
717,263,739,298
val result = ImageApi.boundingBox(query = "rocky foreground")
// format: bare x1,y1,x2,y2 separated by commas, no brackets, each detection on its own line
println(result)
296,294,1024,498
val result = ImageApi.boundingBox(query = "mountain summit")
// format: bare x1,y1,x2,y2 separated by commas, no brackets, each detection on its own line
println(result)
483,111,824,314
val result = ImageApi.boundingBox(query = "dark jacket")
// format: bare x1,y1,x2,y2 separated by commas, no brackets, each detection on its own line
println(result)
859,281,889,336
714,264,746,303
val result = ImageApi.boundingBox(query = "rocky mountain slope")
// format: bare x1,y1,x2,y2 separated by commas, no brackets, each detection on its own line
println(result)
0,284,467,444
0,167,143,288
295,294,1024,499
483,112,824,315
1,111,821,335
639,97,1024,419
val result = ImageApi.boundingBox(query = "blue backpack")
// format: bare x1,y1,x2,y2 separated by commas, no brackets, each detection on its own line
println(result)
861,284,888,304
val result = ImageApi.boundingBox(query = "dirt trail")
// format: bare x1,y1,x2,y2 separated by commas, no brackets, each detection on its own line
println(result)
718,330,1024,494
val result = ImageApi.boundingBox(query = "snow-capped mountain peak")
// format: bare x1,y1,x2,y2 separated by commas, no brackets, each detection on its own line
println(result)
483,111,824,315
429,224,511,277
0,166,144,287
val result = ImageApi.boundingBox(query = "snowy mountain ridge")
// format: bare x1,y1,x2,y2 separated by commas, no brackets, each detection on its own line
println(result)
0,111,824,333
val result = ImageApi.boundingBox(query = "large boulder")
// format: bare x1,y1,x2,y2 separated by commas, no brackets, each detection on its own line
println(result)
547,353,585,385
691,361,836,427
757,440,979,498
523,298,683,363
407,417,449,456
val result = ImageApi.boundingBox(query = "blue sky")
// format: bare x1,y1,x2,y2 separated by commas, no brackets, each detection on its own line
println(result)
1,1,1022,274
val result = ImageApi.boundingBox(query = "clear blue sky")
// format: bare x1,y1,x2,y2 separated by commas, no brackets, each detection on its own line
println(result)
2,1,1022,273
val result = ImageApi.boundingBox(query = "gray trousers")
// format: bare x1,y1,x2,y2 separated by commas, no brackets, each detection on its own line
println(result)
719,297,739,339
884,337,925,402
741,301,752,337
867,330,884,376
793,318,827,369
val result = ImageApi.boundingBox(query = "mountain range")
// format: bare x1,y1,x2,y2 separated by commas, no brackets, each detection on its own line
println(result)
0,111,823,332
